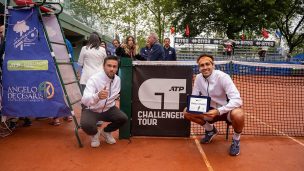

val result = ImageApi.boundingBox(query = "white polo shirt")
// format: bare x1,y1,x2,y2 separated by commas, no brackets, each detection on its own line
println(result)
81,70,120,113
192,70,243,115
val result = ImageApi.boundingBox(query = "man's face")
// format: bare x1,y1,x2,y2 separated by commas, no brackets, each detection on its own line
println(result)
164,39,170,47
148,35,155,46
112,40,119,48
198,57,215,77
104,60,118,79
146,40,150,48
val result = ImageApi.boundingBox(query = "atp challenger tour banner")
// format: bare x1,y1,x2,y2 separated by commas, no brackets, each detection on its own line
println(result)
132,65,192,137
1,8,71,117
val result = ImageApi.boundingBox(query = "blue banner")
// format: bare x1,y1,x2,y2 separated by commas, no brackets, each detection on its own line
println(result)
1,8,71,117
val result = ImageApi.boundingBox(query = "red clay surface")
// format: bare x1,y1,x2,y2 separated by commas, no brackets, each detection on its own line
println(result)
1,118,304,171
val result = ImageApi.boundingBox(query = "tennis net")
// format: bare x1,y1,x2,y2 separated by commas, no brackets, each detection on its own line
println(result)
132,60,304,137
193,60,304,136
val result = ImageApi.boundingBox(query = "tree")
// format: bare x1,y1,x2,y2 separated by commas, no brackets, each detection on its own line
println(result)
174,0,304,53
141,0,178,43
174,0,274,39
70,0,152,45
270,0,304,53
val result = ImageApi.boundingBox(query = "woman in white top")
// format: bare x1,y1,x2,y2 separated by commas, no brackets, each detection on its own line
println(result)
78,33,107,92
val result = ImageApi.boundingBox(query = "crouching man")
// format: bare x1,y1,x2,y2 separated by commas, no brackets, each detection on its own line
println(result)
184,54,245,156
81,56,128,148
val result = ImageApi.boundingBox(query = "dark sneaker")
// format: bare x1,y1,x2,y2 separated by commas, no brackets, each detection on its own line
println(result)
8,121,17,130
229,139,240,156
200,126,218,144
22,117,32,127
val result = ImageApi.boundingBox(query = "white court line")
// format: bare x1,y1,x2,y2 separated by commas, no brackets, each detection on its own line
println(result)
191,125,214,171
246,113,304,147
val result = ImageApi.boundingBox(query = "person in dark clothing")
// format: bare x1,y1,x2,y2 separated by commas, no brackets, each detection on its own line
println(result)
258,48,267,62
112,39,121,56
140,41,151,60
101,41,112,56
147,33,165,61
115,36,143,60
163,38,176,61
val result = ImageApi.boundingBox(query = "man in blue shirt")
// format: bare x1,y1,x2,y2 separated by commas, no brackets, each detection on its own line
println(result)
163,38,176,61
140,41,151,60
147,33,165,61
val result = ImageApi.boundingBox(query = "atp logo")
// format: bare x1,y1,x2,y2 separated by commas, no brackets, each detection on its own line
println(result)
38,81,55,99
13,20,38,50
138,79,186,110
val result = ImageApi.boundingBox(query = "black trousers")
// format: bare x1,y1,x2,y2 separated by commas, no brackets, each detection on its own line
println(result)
80,106,128,135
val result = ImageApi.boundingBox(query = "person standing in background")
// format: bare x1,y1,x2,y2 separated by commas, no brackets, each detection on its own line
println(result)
101,41,112,56
78,33,107,93
147,33,165,61
163,38,176,61
140,40,151,60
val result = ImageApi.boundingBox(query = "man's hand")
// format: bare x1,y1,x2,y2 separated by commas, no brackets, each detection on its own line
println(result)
98,87,108,100
203,109,219,120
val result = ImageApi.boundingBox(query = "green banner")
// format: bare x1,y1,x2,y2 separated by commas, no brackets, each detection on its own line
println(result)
8,60,48,71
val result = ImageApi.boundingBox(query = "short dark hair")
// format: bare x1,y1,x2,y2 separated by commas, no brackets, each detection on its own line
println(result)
100,41,107,47
196,54,214,63
103,56,119,66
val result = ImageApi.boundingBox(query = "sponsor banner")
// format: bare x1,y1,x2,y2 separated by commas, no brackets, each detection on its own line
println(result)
132,65,192,137
2,8,71,117
174,37,275,47
7,60,48,71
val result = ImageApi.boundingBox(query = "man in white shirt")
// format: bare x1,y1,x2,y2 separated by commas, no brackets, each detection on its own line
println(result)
183,54,244,156
80,56,128,148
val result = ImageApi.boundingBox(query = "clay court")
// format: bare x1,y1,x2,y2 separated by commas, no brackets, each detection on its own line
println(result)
1,62,304,171
0,120,303,171
1,103,304,171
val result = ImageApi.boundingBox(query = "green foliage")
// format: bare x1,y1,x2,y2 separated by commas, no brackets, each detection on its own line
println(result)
70,0,177,47
174,0,304,53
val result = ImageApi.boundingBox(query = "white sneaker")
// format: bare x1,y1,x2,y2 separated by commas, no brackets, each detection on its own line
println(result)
100,129,116,144
90,130,100,148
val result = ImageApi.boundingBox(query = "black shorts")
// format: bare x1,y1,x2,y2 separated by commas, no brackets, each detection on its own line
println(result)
207,112,231,124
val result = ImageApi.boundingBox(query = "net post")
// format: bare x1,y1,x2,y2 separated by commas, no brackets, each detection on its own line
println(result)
119,58,132,139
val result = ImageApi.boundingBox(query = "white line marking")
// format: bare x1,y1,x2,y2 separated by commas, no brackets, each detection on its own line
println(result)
246,113,304,147
191,124,214,171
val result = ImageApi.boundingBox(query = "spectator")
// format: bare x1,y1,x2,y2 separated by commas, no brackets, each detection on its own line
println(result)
286,53,291,62
78,33,107,93
100,41,112,56
116,36,143,60
258,47,267,62
147,33,165,61
163,38,176,61
112,39,121,56
224,40,234,57
112,39,120,49
140,40,151,60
